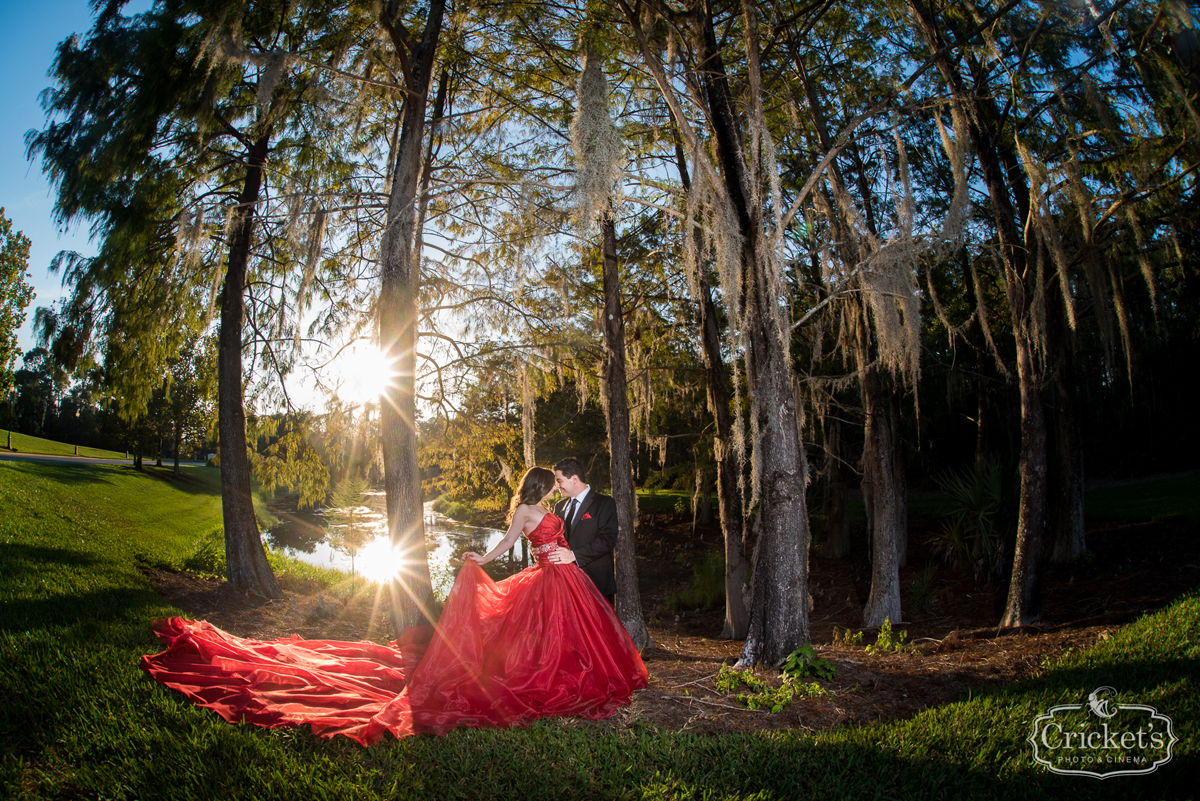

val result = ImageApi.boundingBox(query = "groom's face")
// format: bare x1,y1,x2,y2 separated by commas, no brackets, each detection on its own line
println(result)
554,470,584,498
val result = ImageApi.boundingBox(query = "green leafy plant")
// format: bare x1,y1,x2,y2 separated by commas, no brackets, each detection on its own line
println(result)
739,677,829,712
715,664,763,694
832,626,864,646
782,644,836,681
179,529,226,577
866,617,910,654
715,664,830,713
930,461,1014,579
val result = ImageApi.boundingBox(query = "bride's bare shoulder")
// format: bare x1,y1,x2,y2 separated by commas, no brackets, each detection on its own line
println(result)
514,503,548,528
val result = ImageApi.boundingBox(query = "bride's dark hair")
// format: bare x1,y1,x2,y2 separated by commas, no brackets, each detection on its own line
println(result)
507,467,555,524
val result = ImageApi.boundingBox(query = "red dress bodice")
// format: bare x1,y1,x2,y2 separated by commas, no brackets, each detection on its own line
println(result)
525,513,568,566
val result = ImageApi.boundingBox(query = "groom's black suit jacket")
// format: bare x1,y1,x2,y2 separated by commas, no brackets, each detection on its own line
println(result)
554,490,618,596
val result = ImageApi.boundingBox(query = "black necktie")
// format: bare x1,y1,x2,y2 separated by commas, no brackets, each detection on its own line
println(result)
566,499,578,532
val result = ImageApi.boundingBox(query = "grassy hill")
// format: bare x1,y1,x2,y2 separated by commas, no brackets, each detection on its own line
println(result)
0,460,1194,799
1,428,129,459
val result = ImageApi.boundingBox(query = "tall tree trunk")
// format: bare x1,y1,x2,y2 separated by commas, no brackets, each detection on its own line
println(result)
218,134,281,599
377,0,446,633
739,261,812,665
670,118,748,640
173,417,182,476
891,386,907,568
618,0,806,658
601,216,650,650
961,250,993,468
701,267,749,641
794,46,902,592
1002,332,1047,624
821,411,851,558
1048,291,1085,563
854,302,902,627
522,363,536,470
697,0,808,663
908,0,1047,627
692,466,713,529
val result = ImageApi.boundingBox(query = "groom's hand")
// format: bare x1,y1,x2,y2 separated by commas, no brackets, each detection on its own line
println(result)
549,547,576,565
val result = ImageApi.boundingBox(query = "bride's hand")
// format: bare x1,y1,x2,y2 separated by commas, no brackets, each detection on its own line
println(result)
463,552,485,564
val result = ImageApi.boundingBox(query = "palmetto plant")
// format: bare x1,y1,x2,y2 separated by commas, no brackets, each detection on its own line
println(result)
931,462,1012,580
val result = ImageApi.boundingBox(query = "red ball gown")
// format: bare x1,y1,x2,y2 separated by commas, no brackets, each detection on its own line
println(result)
140,514,647,745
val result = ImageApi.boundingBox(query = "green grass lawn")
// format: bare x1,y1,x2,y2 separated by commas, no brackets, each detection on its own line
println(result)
1,462,1194,799
1,428,129,459
1083,472,1200,525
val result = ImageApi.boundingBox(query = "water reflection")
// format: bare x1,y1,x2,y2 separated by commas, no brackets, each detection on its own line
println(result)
265,492,514,599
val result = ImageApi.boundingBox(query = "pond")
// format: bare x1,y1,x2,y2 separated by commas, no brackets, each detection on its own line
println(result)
265,492,522,598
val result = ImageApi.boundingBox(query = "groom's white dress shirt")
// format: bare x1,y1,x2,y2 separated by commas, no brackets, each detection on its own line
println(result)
566,486,590,528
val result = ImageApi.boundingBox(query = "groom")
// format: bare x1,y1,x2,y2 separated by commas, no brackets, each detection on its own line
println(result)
548,457,618,604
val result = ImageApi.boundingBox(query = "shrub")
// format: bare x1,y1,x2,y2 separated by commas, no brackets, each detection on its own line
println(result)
866,617,910,654
179,529,226,577
930,461,1014,578
781,644,836,681
714,664,830,713
832,626,864,646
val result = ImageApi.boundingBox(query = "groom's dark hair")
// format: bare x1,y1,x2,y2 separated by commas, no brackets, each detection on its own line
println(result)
553,457,586,482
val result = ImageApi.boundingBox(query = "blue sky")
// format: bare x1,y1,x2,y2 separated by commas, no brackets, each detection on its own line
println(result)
1,0,102,354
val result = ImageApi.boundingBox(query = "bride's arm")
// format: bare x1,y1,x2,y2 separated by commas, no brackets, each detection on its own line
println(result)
464,506,528,564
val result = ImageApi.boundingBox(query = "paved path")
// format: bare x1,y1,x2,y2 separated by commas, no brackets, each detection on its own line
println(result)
0,452,206,467
0,451,134,466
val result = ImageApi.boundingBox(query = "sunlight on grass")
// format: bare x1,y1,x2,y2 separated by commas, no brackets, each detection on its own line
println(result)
0,461,1194,799
1,429,128,459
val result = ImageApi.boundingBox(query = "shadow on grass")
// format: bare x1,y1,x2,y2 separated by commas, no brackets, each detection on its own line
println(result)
400,706,1193,801
117,464,221,495
5,461,117,486
0,581,167,634
0,543,101,571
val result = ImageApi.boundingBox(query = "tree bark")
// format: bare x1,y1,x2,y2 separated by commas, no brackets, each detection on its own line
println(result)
601,216,650,650
670,114,747,640
821,411,851,558
701,266,750,641
794,46,903,592
218,134,281,599
377,0,446,633
617,0,806,659
907,0,1047,627
1048,290,1085,563
854,303,902,627
692,465,713,529
695,2,809,664
891,386,907,568
1002,333,1047,624
522,363,536,470
739,265,812,665
173,417,182,476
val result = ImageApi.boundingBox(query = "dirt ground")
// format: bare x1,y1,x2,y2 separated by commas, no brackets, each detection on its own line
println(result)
141,496,1200,737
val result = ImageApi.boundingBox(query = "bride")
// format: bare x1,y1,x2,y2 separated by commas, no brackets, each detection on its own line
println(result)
141,467,648,745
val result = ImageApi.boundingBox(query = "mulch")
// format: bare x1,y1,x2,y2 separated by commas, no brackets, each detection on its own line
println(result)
140,506,1200,737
